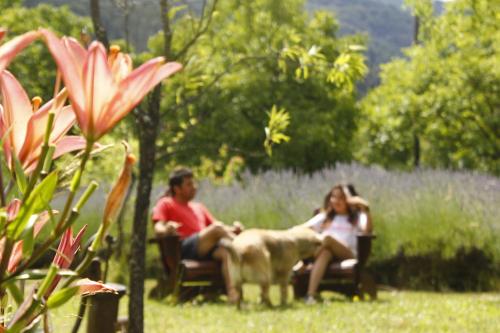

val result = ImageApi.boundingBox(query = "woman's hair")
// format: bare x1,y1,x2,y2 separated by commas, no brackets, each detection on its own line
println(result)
323,183,359,225
163,167,193,197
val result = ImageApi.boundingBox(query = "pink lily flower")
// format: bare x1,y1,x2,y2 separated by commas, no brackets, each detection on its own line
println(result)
0,70,86,172
52,225,87,270
0,28,40,73
40,29,183,141
46,225,87,296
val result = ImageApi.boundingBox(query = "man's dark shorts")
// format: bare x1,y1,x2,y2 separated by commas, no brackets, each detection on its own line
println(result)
181,233,217,260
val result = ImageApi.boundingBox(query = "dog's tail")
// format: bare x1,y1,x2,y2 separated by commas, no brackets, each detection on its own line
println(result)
218,238,240,264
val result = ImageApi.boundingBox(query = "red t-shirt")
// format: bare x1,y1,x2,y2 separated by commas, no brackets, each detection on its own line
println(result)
151,196,215,239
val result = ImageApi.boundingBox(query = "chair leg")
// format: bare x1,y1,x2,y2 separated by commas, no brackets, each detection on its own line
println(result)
360,271,377,300
292,274,308,299
172,264,185,304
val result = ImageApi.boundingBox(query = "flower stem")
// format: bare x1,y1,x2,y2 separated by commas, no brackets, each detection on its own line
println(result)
1,150,96,286
56,140,94,233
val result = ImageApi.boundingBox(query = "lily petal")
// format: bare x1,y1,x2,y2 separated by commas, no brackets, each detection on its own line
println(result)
83,42,115,139
39,29,85,124
0,70,32,157
70,225,87,255
101,60,182,134
0,30,40,72
102,142,136,231
34,210,57,237
53,225,87,269
6,198,21,222
52,136,88,160
51,105,76,143
0,105,12,164
8,240,23,273
18,91,73,169
76,278,117,296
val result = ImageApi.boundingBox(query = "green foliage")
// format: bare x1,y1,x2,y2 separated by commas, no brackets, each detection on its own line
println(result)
148,0,366,173
359,0,500,174
308,0,414,93
264,106,290,157
0,4,90,101
0,0,21,10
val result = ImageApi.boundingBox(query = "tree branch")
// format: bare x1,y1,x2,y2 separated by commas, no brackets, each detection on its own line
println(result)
174,0,219,60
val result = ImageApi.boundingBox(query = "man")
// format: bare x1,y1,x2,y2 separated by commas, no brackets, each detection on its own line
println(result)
152,167,241,301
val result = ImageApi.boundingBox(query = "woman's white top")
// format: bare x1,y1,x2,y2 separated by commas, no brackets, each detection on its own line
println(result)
304,212,367,256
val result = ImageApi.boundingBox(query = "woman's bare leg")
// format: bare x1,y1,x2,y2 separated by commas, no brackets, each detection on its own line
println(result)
322,235,355,260
307,248,333,297
307,236,355,297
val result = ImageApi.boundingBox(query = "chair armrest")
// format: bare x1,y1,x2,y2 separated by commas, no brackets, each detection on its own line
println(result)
149,234,182,275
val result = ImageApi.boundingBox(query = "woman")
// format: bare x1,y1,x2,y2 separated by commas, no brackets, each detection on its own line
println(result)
301,184,373,303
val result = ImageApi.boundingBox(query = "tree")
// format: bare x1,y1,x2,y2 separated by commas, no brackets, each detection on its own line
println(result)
359,0,499,174
148,0,367,174
128,1,219,332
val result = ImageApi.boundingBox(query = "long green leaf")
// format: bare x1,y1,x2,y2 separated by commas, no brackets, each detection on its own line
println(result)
13,155,27,194
21,214,38,258
46,286,79,309
7,172,58,239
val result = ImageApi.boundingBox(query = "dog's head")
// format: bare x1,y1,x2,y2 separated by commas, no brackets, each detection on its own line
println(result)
287,227,322,259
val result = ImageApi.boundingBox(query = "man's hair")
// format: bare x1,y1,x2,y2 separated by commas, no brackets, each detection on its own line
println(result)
167,167,193,196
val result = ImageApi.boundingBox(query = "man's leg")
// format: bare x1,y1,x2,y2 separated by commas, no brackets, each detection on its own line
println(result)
212,246,238,303
197,223,235,257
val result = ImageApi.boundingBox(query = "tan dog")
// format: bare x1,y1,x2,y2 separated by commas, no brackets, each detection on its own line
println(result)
221,226,321,307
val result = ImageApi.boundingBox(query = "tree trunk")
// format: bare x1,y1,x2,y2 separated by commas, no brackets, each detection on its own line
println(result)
128,86,161,333
413,133,420,168
160,0,173,58
128,2,173,332
90,0,110,49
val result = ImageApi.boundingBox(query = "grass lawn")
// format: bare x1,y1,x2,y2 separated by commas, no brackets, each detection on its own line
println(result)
51,282,500,333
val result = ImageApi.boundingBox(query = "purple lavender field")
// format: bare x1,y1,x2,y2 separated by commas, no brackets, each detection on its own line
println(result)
194,164,500,289
80,163,499,289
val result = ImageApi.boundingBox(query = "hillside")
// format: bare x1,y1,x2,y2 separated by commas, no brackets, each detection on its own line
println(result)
22,0,415,91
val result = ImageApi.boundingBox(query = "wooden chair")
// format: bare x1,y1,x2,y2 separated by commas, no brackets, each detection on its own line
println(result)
292,234,377,300
149,234,226,303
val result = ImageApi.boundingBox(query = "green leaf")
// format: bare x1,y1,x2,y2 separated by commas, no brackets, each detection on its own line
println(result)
22,214,38,258
8,171,58,239
6,281,23,306
46,286,79,309
264,105,291,156
13,155,28,194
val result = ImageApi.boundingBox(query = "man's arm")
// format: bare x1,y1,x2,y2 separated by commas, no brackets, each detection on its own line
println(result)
154,221,181,236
